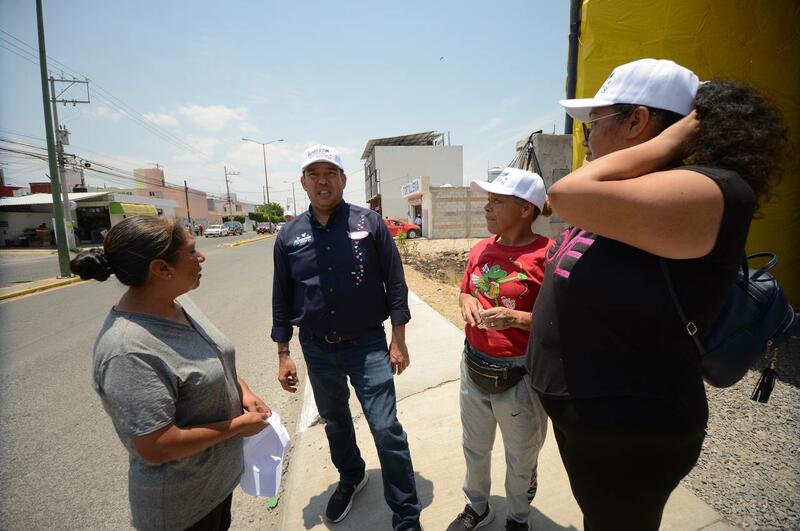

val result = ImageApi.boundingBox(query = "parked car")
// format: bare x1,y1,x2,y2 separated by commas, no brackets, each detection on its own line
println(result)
384,217,420,239
223,221,244,235
204,224,229,237
256,222,273,234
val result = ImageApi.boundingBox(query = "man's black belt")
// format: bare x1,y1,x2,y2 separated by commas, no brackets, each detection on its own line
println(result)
306,325,383,344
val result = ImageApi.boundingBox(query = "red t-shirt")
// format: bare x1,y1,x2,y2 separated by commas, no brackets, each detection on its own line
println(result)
460,235,551,357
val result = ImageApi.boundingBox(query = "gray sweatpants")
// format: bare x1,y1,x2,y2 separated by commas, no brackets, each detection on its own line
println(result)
459,358,548,523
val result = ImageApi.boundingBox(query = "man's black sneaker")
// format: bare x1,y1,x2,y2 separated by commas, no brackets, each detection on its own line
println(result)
325,472,369,523
445,504,494,531
505,518,529,531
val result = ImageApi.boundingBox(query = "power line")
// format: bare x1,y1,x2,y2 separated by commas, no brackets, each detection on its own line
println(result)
0,144,211,198
0,42,39,66
0,28,222,166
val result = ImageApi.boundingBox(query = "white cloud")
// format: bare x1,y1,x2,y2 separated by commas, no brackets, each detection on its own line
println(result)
172,135,220,163
239,121,260,134
143,112,178,126
477,117,503,133
89,105,126,121
177,104,249,131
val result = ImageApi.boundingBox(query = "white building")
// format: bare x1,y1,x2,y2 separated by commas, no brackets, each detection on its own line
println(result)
362,132,462,222
0,191,177,247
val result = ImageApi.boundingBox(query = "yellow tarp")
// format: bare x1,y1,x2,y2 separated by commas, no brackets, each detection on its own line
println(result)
571,0,800,302
108,202,158,217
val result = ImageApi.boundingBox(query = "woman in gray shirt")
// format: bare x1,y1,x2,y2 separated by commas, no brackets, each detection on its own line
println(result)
71,216,271,531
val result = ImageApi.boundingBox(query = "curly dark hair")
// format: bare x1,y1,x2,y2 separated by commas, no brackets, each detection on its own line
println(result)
693,79,788,209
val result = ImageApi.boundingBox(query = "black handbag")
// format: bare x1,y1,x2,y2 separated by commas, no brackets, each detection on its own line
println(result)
661,252,797,401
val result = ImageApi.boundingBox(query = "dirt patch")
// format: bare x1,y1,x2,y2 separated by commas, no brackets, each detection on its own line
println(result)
401,238,484,329
404,267,463,329
399,237,481,286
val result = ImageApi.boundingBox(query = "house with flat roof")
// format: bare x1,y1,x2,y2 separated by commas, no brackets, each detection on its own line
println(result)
361,131,462,225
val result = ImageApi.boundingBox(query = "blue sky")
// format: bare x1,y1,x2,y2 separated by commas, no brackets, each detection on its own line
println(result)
1,1,569,211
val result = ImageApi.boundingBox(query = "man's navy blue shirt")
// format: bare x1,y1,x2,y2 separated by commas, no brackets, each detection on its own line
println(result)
271,201,410,342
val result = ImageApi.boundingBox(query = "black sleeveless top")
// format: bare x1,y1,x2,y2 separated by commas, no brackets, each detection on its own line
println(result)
526,165,755,427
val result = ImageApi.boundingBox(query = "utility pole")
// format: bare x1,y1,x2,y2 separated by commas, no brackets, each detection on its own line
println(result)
241,138,283,211
262,185,266,206
262,145,271,207
283,180,298,215
184,180,192,228
223,165,239,221
48,76,89,252
36,0,70,277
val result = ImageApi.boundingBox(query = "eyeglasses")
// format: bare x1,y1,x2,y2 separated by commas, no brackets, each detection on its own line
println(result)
581,111,625,142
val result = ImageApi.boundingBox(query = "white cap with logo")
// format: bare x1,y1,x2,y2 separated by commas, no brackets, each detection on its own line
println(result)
560,58,700,123
470,168,546,210
302,144,344,171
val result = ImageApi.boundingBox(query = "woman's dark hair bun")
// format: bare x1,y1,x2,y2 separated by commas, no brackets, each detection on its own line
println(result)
70,247,113,281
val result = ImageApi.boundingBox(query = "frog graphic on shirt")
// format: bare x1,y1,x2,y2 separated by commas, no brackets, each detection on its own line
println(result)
471,263,529,307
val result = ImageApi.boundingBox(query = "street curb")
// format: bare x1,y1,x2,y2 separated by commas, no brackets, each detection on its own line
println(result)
0,250,58,257
0,276,85,301
225,235,273,248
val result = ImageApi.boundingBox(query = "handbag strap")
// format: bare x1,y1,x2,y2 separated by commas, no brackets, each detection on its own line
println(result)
747,252,777,281
659,258,705,356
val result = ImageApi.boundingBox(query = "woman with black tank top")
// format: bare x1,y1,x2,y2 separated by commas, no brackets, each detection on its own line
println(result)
524,59,788,531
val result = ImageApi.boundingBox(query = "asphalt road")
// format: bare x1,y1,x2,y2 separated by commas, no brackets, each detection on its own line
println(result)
0,233,259,289
0,252,62,288
0,234,305,530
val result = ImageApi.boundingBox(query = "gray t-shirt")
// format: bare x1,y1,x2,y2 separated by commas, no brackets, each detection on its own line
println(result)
93,295,243,530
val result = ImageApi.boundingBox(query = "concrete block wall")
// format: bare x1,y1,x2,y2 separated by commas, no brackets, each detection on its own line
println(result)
530,134,572,240
429,187,489,239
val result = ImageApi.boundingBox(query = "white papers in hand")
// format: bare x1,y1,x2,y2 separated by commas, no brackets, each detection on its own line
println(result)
239,411,291,497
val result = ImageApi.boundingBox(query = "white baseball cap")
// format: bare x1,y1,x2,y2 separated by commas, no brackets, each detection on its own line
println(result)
560,58,699,123
301,144,344,171
470,168,546,210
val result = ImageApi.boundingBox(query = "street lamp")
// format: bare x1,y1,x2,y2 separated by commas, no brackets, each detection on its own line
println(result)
241,138,284,209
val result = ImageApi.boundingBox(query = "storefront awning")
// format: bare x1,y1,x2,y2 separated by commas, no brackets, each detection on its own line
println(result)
109,202,158,216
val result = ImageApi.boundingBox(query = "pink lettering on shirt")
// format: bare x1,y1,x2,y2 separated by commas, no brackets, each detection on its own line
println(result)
546,227,596,279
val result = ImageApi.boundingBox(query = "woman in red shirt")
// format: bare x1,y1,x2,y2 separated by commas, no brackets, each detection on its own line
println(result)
447,168,552,531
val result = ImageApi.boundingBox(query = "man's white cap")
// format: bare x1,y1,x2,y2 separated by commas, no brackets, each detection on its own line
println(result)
470,168,546,210
560,58,699,123
301,144,344,171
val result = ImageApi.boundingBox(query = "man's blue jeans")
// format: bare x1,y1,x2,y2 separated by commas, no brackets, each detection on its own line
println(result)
299,328,421,530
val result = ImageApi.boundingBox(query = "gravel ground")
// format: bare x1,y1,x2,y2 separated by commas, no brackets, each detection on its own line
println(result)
684,334,800,530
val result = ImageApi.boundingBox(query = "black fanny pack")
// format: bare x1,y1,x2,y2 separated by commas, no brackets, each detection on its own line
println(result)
464,347,526,394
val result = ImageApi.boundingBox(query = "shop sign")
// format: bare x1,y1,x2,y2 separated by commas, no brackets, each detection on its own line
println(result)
401,178,421,197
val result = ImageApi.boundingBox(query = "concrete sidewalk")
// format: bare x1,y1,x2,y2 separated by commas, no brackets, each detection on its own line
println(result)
278,291,737,531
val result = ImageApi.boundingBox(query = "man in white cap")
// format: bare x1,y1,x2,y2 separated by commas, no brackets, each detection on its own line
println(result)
271,144,421,530
448,168,552,531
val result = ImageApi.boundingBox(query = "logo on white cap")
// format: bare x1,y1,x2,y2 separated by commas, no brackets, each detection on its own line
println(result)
470,168,546,211
302,144,344,171
560,58,699,123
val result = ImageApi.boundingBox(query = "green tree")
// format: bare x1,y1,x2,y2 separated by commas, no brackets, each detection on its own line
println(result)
257,202,284,223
